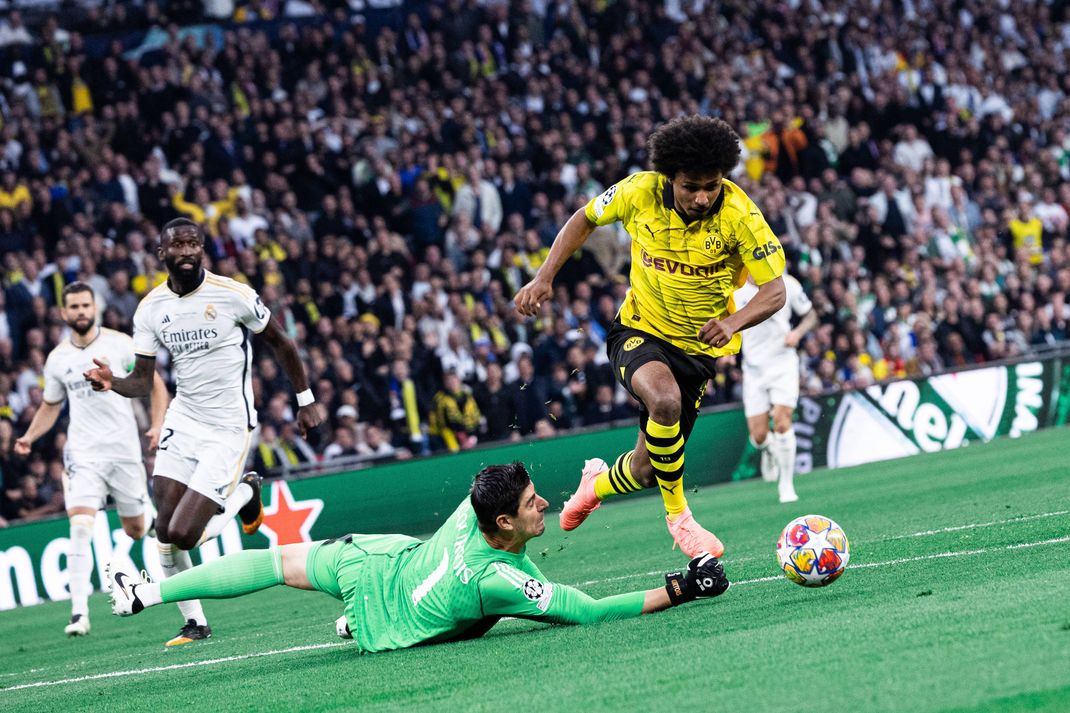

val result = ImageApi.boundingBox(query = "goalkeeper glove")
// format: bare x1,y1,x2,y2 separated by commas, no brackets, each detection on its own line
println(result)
664,553,730,606
336,614,353,639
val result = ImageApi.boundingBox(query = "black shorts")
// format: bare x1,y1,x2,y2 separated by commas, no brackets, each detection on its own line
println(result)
605,321,719,441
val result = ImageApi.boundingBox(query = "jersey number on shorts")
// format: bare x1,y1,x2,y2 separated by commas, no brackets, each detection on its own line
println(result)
158,428,176,450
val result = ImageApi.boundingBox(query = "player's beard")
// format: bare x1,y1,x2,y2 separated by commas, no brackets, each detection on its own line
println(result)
66,316,95,336
165,254,204,292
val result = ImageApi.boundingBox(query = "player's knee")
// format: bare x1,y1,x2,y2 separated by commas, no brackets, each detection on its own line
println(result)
646,394,681,425
123,522,146,540
168,524,200,551
154,519,172,543
773,411,794,433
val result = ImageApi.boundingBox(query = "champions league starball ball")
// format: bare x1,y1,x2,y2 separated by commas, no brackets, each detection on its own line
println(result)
776,515,850,587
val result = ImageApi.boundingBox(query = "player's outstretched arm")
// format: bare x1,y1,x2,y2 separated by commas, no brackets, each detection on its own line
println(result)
514,208,598,316
484,554,729,625
14,400,63,456
84,355,156,398
257,317,325,436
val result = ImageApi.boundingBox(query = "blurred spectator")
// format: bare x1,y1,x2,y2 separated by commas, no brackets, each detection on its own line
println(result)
428,370,480,452
474,361,518,442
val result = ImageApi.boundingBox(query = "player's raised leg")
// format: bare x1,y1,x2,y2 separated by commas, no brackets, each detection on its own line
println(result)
195,471,263,546
770,405,798,503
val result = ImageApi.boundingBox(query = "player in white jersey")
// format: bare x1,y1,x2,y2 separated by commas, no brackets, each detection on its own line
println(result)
15,282,169,636
84,218,324,646
733,272,817,503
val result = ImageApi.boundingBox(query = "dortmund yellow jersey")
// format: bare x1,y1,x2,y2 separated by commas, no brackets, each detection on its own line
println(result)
584,171,785,357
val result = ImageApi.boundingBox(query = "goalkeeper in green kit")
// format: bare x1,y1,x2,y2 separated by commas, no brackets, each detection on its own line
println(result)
108,462,729,653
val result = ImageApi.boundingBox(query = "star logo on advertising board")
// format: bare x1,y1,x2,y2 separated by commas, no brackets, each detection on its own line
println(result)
258,480,324,546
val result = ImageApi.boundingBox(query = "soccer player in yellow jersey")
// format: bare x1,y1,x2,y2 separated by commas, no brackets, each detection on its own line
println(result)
515,116,787,557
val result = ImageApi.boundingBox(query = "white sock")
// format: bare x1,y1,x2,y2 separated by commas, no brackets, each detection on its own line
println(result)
772,429,798,500
69,514,95,618
157,542,207,626
751,435,776,483
138,581,163,608
197,482,253,546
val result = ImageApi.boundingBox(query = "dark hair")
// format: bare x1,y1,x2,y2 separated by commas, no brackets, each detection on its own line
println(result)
160,217,203,247
648,115,741,179
470,462,531,533
61,281,94,306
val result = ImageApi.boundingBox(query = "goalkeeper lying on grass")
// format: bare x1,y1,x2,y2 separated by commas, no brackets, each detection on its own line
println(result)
108,462,729,653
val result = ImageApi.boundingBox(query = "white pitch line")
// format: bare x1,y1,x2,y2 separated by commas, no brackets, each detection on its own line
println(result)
1,642,347,692
726,535,1070,586
5,534,1070,693
569,526,1070,586
889,510,1070,540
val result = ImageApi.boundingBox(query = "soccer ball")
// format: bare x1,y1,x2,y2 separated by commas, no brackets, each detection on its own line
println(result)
776,515,850,587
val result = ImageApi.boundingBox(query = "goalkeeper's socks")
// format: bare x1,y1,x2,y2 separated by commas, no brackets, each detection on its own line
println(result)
646,418,687,519
156,548,285,604
593,450,642,499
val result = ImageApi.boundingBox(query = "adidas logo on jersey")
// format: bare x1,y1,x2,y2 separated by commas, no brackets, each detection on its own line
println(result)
162,315,171,324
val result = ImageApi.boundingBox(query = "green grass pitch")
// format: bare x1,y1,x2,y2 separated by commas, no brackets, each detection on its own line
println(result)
2,427,1069,712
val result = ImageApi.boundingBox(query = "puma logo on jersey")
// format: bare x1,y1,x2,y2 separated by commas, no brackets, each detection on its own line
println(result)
660,483,678,495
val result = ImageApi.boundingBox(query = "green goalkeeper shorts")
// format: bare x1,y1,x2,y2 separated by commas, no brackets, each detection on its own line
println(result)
306,535,372,601
306,533,420,607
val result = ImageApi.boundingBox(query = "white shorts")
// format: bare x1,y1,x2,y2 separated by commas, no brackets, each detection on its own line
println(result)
742,365,800,418
63,459,148,517
153,411,253,506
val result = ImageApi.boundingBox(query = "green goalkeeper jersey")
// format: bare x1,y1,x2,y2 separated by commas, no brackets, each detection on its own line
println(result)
331,499,646,653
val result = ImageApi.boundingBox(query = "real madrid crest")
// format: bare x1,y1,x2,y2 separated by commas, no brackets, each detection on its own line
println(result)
204,304,218,320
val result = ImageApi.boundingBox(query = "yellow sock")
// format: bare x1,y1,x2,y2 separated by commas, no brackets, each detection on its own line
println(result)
593,450,642,500
645,418,687,518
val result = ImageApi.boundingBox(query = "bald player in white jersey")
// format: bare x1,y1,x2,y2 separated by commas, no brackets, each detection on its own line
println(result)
85,217,324,646
15,282,169,637
733,272,818,503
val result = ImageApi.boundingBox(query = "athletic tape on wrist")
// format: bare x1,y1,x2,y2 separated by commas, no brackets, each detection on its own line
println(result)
296,389,315,407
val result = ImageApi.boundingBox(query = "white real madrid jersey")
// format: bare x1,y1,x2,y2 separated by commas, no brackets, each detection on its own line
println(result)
734,273,813,372
133,271,270,430
43,327,143,463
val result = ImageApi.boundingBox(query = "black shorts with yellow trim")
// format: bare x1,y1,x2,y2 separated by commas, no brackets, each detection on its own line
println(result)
605,321,718,441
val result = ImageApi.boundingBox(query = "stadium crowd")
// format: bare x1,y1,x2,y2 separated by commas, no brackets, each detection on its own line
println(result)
2,0,1070,524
